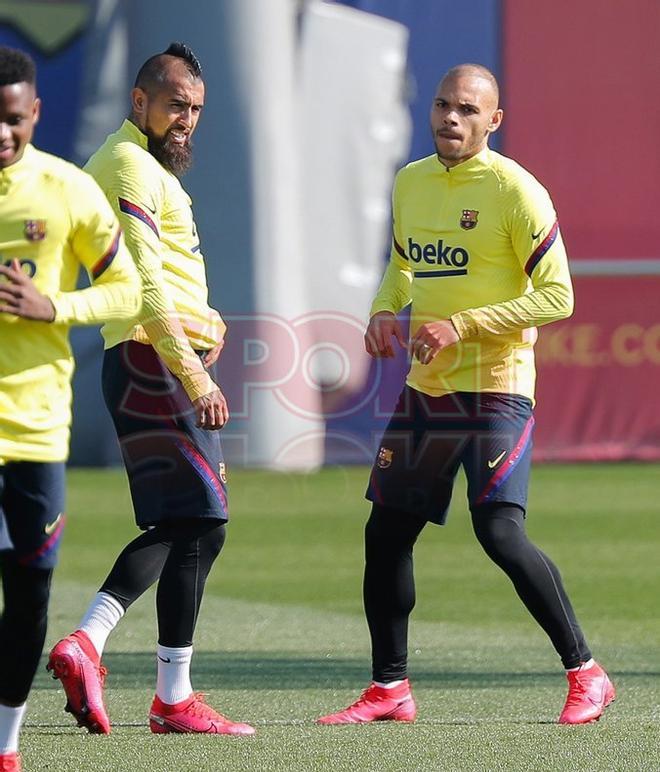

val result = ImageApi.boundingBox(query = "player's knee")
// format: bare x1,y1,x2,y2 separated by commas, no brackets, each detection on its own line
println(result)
365,504,424,558
167,518,226,564
365,504,393,552
0,559,52,622
21,569,52,620
471,504,526,560
201,521,226,561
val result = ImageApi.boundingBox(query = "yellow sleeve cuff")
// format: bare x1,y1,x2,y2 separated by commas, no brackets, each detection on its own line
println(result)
369,300,399,318
49,292,75,324
179,368,217,403
450,310,478,340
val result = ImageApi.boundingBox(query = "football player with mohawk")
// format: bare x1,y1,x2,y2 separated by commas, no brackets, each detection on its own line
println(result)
48,43,253,737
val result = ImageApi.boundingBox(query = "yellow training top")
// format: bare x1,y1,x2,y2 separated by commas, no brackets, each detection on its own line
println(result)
371,147,574,401
0,144,141,463
85,119,226,402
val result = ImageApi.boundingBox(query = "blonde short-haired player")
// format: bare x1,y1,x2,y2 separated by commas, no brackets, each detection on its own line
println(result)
317,64,614,727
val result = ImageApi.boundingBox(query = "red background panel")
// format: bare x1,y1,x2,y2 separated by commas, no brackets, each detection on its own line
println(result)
534,276,660,460
502,0,660,259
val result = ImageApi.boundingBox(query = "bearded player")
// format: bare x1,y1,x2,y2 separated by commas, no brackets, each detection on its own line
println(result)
48,43,253,737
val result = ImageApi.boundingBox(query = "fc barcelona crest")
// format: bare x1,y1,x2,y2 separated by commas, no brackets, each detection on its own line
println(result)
24,220,47,242
460,209,479,230
377,447,394,469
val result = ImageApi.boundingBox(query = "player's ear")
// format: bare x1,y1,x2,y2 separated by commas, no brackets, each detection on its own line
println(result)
131,87,147,117
32,97,41,126
486,108,503,135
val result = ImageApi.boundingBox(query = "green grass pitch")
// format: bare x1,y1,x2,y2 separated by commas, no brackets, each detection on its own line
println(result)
22,464,659,771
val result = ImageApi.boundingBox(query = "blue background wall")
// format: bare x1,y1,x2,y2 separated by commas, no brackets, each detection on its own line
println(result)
339,0,501,161
0,23,86,159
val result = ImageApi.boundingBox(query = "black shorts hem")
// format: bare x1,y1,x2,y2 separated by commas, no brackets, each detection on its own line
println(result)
137,509,229,530
364,491,449,526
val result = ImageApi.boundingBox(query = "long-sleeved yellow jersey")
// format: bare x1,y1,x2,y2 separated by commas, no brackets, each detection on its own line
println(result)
85,120,226,402
0,144,141,462
371,147,574,400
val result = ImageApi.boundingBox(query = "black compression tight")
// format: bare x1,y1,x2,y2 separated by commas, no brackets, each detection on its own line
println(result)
0,556,52,704
364,503,591,682
364,505,426,683
471,503,590,669
100,519,226,648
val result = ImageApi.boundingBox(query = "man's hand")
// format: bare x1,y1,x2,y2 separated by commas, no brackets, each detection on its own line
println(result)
192,388,229,430
0,259,56,321
364,311,407,358
201,340,224,369
410,320,460,365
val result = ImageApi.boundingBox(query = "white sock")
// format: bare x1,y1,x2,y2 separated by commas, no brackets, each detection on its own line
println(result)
374,679,404,689
0,703,26,754
156,645,193,705
79,592,125,657
566,658,595,672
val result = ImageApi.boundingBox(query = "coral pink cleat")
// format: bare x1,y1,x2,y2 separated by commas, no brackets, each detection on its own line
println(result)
558,661,615,724
317,679,416,724
0,753,20,771
149,693,255,735
47,631,110,734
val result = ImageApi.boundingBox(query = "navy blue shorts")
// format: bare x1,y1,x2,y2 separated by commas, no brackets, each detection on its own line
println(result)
102,342,229,529
366,387,534,524
0,461,66,569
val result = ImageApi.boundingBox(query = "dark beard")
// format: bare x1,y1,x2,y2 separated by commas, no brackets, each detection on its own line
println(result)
147,130,193,176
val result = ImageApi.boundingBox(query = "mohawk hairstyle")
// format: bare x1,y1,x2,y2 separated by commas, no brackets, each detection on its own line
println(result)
163,42,202,77
134,41,202,89
0,46,36,87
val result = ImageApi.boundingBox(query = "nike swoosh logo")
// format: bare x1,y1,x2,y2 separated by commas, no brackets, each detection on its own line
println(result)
487,450,507,469
146,205,157,214
532,228,544,240
157,656,171,663
44,512,63,535
165,717,215,733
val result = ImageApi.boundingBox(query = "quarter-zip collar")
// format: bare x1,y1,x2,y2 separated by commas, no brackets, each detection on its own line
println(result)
434,146,493,181
119,118,150,151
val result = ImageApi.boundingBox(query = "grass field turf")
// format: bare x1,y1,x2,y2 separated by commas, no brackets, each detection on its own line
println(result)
22,464,659,771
